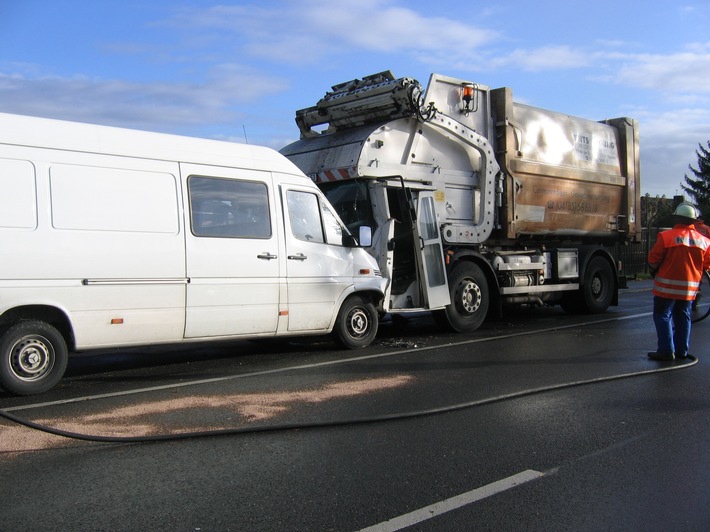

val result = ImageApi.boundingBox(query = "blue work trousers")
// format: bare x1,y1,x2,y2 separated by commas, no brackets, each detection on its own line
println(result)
653,296,692,356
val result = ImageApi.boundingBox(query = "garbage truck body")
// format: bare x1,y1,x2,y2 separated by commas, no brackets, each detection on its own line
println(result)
281,71,640,332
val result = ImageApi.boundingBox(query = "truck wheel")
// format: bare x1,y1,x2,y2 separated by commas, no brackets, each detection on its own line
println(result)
439,261,489,333
0,321,68,395
333,296,378,349
581,256,615,313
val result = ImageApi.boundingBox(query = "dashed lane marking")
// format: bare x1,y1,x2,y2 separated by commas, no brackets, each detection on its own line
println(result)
358,469,545,531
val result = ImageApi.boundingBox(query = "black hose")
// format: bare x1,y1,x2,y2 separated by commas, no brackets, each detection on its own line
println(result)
0,357,697,444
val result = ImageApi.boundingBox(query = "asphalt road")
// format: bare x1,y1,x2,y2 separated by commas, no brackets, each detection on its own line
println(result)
1,279,709,531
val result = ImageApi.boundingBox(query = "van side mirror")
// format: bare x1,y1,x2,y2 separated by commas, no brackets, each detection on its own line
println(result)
342,226,372,248
358,226,372,247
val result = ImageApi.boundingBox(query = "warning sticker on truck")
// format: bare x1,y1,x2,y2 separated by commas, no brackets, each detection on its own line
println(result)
573,131,619,166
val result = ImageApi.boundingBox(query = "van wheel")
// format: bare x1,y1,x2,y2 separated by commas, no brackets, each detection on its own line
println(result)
333,296,378,349
0,321,68,395
438,261,489,333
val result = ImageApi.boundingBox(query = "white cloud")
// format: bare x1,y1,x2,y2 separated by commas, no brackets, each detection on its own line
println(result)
615,50,710,94
0,65,284,131
489,45,593,72
314,3,496,53
165,1,498,65
634,107,710,196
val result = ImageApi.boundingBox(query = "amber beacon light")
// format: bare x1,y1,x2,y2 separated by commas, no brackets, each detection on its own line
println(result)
461,82,476,114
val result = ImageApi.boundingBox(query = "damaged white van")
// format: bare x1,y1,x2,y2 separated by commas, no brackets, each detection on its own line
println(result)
0,112,385,395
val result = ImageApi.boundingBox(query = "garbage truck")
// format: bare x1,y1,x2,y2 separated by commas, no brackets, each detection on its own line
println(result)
281,71,641,332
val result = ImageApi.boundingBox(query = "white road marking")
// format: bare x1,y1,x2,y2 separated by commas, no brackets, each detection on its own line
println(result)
358,469,545,531
4,311,653,412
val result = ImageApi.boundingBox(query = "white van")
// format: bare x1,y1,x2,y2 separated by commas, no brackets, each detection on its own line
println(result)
0,112,386,395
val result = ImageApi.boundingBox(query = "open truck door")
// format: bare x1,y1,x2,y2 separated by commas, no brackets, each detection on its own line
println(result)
414,192,450,309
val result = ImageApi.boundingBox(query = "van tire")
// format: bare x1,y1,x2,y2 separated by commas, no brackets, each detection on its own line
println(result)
333,296,378,349
0,320,68,395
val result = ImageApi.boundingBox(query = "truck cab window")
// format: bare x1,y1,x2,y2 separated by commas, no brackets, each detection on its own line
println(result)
188,176,271,239
320,180,376,233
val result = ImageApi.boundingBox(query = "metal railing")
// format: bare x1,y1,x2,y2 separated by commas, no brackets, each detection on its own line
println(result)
608,228,661,278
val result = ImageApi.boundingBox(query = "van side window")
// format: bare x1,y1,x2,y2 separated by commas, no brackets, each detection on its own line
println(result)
50,165,178,234
189,176,271,239
286,190,344,245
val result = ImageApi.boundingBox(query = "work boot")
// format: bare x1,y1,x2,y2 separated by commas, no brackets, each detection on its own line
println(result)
647,351,675,361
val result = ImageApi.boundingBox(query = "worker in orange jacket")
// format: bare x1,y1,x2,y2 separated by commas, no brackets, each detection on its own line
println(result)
694,218,710,239
647,203,710,360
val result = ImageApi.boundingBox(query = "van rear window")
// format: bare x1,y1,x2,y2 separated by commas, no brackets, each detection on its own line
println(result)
188,176,271,239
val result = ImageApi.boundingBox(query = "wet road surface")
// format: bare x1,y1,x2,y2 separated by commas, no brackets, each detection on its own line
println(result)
2,280,709,531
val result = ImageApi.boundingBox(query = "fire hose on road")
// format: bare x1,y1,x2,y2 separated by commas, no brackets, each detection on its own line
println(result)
0,356,697,444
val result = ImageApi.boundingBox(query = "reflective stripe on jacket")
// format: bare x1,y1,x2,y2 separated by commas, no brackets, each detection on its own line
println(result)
648,224,710,300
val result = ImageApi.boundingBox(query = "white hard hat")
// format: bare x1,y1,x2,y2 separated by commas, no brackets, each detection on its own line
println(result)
673,203,700,221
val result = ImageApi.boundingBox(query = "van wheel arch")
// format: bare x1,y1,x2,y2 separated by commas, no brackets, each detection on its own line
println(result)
0,305,75,351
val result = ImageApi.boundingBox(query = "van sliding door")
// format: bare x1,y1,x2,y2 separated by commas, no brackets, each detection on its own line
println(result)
182,164,281,338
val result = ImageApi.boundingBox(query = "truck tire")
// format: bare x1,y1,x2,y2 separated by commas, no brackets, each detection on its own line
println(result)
581,256,615,313
438,261,489,333
0,320,68,395
333,296,378,349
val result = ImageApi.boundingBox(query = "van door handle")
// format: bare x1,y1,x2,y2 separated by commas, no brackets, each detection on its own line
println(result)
257,252,278,260
287,253,307,261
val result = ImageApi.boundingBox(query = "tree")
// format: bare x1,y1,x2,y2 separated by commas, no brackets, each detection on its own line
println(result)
641,193,674,228
681,141,710,219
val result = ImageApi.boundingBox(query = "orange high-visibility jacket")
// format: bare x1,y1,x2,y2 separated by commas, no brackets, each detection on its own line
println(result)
648,224,710,300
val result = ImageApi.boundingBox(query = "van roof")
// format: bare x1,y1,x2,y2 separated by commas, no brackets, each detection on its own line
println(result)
0,111,304,176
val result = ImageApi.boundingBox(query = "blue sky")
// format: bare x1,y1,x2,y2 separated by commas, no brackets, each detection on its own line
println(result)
1,0,709,197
